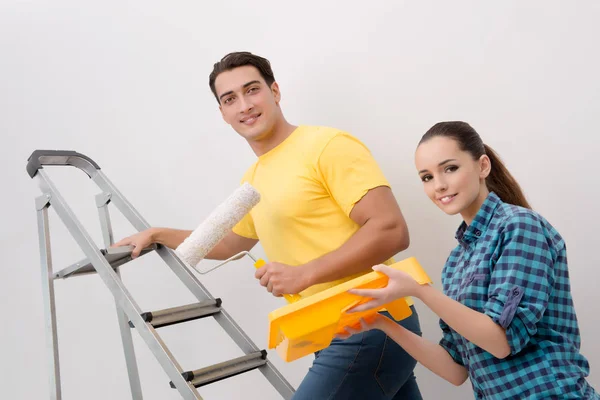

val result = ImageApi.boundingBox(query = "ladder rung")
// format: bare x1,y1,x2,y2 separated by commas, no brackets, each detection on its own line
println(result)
130,299,222,329
170,350,268,389
53,245,156,279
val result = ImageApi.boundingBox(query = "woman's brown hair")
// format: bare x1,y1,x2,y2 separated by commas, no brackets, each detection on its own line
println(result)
419,121,531,209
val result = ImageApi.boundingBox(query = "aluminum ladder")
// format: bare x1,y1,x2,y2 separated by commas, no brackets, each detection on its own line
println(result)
27,150,295,400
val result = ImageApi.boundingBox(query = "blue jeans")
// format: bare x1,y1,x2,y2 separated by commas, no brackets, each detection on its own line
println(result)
293,306,423,400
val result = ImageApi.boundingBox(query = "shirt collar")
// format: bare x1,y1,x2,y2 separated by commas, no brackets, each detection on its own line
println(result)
455,192,502,247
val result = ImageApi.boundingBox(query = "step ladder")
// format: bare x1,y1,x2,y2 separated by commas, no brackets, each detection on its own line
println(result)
27,150,295,400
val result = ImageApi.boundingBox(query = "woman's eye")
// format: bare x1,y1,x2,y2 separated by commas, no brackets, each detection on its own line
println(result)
445,165,458,173
421,175,432,182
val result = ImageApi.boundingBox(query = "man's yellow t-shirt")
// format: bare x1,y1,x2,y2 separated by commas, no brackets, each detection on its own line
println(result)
233,125,402,300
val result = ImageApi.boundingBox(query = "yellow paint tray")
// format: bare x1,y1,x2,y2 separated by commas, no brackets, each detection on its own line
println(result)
266,257,431,362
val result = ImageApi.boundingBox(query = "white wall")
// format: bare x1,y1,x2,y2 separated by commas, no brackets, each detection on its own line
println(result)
1,1,599,399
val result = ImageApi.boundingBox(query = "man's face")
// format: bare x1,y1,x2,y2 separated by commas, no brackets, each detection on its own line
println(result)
215,65,281,142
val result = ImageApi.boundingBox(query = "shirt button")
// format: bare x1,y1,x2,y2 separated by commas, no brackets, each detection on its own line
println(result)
513,288,520,296
475,230,481,237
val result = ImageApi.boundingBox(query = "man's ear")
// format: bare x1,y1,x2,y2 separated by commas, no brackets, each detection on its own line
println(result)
271,82,281,104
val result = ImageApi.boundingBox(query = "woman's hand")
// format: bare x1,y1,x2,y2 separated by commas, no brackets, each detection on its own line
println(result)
335,313,391,340
347,264,423,313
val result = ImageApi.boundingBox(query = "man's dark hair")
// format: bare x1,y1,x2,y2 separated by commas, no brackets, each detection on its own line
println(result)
209,52,276,103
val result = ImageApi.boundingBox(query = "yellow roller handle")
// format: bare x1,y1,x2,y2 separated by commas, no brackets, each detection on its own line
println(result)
254,259,302,303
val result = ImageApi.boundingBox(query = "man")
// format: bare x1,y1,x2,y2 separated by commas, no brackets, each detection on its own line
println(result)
114,52,422,399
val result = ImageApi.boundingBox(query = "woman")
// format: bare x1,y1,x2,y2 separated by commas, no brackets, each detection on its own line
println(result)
340,121,598,399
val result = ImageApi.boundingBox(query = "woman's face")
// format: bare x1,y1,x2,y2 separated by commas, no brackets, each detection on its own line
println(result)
415,136,491,223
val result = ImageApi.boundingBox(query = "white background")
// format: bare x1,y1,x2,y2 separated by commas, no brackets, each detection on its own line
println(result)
1,1,598,399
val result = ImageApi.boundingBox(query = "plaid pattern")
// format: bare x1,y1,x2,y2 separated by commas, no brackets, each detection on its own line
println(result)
439,192,598,399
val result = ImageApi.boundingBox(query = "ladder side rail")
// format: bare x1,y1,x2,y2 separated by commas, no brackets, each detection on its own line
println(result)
35,170,202,400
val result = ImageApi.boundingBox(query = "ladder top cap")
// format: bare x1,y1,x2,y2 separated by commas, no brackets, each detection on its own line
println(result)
27,150,101,178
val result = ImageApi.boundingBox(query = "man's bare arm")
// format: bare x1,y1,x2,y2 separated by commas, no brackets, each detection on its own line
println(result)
113,228,258,260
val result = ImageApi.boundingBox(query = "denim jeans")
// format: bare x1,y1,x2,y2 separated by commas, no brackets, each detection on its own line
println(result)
292,306,423,400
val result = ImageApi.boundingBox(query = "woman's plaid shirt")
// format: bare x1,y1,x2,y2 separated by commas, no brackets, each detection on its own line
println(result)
439,192,598,399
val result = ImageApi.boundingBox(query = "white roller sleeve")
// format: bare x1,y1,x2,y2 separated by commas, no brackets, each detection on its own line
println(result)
175,183,260,267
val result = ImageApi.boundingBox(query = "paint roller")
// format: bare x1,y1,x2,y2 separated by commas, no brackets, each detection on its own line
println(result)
175,182,260,266
175,183,301,303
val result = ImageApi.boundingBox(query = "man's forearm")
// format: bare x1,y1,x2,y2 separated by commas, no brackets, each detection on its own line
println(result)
152,228,257,261
151,227,192,250
304,218,408,286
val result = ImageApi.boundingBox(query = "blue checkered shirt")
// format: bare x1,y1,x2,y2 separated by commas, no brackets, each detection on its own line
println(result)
439,192,598,399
